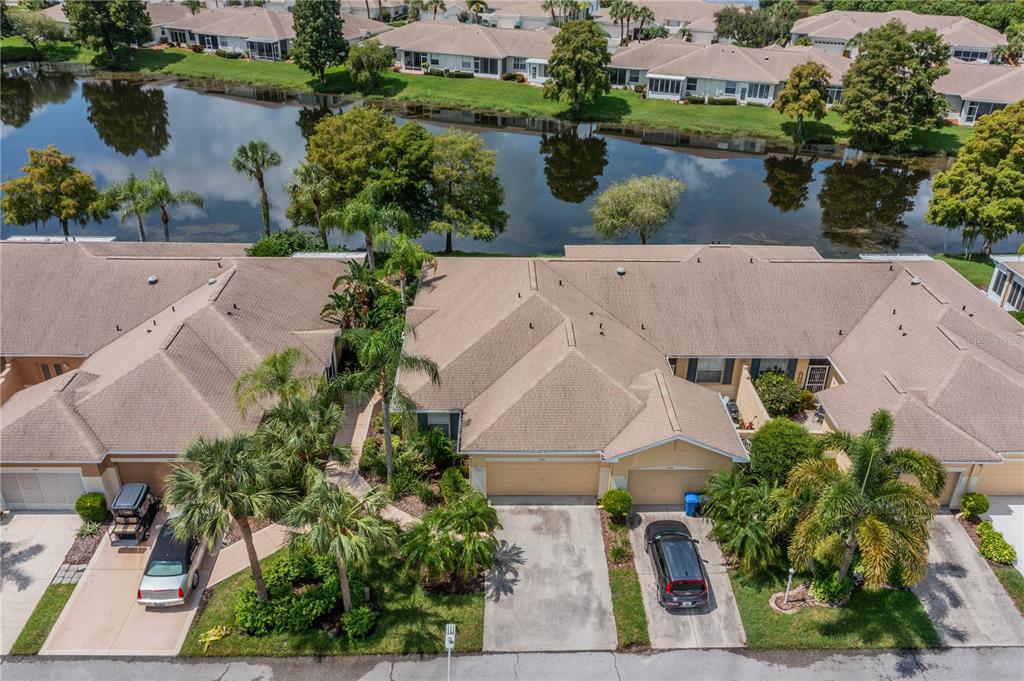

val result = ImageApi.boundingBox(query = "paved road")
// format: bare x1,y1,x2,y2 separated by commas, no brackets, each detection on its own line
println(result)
3,648,1024,681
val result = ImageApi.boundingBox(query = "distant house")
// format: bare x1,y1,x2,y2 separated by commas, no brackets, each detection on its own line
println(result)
163,6,389,60
42,1,201,45
790,10,1007,63
419,0,558,30
338,0,407,21
609,40,849,106
379,22,555,82
593,1,737,46
988,256,1024,312
933,60,1024,125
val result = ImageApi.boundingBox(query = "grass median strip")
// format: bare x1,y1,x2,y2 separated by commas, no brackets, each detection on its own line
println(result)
9,583,76,656
730,572,939,650
994,566,1024,616
599,510,649,650
1,40,972,155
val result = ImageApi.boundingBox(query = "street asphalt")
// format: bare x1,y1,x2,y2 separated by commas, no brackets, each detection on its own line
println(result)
3,648,1024,681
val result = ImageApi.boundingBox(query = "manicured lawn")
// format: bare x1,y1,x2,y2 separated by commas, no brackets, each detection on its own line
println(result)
0,38,95,64
608,566,649,649
9,583,76,656
994,566,1024,616
1,40,972,155
934,253,995,288
730,572,940,649
180,550,483,657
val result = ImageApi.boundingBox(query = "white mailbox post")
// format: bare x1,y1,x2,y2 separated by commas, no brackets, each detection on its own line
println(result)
445,623,456,681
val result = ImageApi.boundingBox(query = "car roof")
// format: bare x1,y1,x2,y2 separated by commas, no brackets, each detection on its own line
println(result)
657,535,703,581
111,483,149,510
148,522,189,563
647,520,691,538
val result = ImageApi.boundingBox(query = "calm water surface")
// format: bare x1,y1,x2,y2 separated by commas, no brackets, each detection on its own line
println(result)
3,69,1021,256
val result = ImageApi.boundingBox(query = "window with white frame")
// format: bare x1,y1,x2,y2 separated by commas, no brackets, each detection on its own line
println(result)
627,69,641,84
429,53,440,65
426,412,451,436
826,86,842,104
462,56,472,69
512,56,526,70
685,77,698,94
649,78,682,95
724,81,737,96
953,48,987,62
993,270,1008,295
748,82,771,100
1008,280,1024,309
695,357,727,384
759,358,790,374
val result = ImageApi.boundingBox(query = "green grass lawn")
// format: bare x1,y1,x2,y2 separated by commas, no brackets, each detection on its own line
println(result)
934,253,995,288
730,572,940,650
0,39,972,155
9,583,76,656
608,566,649,649
994,566,1024,616
180,550,483,657
0,38,96,64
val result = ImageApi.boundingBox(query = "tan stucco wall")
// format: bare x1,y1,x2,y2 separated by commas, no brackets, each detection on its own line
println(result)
606,440,736,494
975,460,1024,497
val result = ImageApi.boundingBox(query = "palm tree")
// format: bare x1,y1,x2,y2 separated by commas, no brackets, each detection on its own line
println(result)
321,259,384,330
635,5,655,37
230,140,282,238
256,388,347,481
104,174,153,242
363,0,372,19
284,162,335,248
142,169,203,242
424,0,446,20
467,0,487,23
622,1,639,41
541,0,557,24
402,491,500,588
340,317,440,483
233,347,319,418
165,434,292,601
408,0,423,20
608,0,627,41
771,409,945,588
322,186,411,274
381,233,433,306
704,468,780,573
285,472,398,612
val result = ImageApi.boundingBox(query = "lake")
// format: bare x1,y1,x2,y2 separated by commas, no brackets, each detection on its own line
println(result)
3,68,1020,257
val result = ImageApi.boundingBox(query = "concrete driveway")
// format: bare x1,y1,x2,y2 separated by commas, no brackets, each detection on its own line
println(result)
41,515,214,656
484,503,616,651
0,513,78,654
912,514,1024,647
982,497,1023,566
628,508,746,649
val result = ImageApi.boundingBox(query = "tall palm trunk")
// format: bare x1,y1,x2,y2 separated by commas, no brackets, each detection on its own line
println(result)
838,526,857,581
235,516,269,601
445,228,453,253
365,0,372,18
59,218,69,240
381,383,394,482
377,0,383,20
336,550,353,612
364,230,376,272
135,213,147,242
255,170,270,237
160,205,171,242
314,199,326,249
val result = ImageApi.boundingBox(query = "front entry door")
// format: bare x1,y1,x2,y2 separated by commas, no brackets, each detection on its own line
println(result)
739,85,748,102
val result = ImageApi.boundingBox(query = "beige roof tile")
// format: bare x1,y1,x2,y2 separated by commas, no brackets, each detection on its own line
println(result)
166,6,295,40
935,61,1024,104
792,10,1006,48
379,21,554,59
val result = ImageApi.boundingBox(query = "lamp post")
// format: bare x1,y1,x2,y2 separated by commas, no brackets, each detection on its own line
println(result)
783,567,796,603
445,623,456,681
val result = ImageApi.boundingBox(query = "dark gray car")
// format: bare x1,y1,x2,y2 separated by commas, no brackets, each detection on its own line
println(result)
644,520,709,609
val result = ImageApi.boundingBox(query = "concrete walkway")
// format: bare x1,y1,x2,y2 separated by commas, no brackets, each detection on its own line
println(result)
208,523,289,587
912,514,1024,647
4,648,1024,681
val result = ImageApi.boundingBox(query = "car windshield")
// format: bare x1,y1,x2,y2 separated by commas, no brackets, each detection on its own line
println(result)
145,559,186,577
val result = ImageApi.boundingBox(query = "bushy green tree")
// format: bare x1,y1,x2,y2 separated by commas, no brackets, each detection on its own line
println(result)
713,4,793,47
773,62,831,143
753,371,804,417
589,175,684,244
347,38,394,90
836,20,949,150
5,9,64,54
291,0,348,85
64,0,151,64
749,418,818,485
1,145,105,239
429,129,507,252
925,101,1024,255
246,227,323,256
822,0,1024,32
543,20,610,116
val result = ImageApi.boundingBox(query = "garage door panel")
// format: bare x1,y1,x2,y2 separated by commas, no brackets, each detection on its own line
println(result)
976,463,1024,497
628,469,713,506
0,472,84,511
486,461,600,497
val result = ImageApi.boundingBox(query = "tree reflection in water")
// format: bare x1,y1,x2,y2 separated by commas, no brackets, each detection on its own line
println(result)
818,160,929,251
763,154,815,213
81,79,170,157
0,70,76,129
539,126,608,204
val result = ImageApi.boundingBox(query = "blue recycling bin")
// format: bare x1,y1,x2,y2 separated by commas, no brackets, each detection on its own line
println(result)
684,493,700,517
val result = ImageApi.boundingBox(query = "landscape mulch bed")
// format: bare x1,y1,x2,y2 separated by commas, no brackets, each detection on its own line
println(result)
222,518,274,547
957,514,1007,571
63,521,110,565
599,509,634,568
391,493,430,519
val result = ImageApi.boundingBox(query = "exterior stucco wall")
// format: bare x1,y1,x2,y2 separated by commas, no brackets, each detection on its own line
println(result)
605,440,736,493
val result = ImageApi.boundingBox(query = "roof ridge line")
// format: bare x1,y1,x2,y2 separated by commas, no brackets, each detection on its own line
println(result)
654,371,681,432
902,390,998,459
156,351,238,433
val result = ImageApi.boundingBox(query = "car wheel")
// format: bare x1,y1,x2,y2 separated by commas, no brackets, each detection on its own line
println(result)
192,572,200,589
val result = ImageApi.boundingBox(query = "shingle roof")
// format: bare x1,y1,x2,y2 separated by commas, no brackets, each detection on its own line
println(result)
595,1,737,27
792,9,1006,48
935,61,1024,104
0,246,344,463
165,6,295,40
403,245,1024,465
42,2,198,27
340,13,392,41
379,21,555,60
612,40,850,85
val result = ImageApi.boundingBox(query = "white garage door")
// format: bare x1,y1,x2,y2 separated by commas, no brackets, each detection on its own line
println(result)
0,472,85,511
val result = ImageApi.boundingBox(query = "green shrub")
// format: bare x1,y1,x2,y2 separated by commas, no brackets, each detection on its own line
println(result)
685,95,705,104
409,427,457,470
223,52,242,59
748,418,817,485
189,43,204,53
359,437,386,478
446,70,473,78
754,371,805,417
341,604,377,642
978,522,1017,565
246,228,322,257
415,481,439,506
601,489,632,520
708,97,738,105
609,538,632,563
961,492,990,519
1011,310,1024,324
745,101,768,108
76,520,102,539
439,467,472,503
801,389,815,410
500,71,517,81
75,492,108,523
809,570,853,603
633,83,646,96
426,67,446,76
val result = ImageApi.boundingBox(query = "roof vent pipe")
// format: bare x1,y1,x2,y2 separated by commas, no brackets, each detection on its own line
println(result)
616,266,625,276
910,276,922,285
147,275,158,285
208,277,217,285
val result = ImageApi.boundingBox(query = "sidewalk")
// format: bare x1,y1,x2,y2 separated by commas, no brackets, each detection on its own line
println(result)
208,523,289,588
